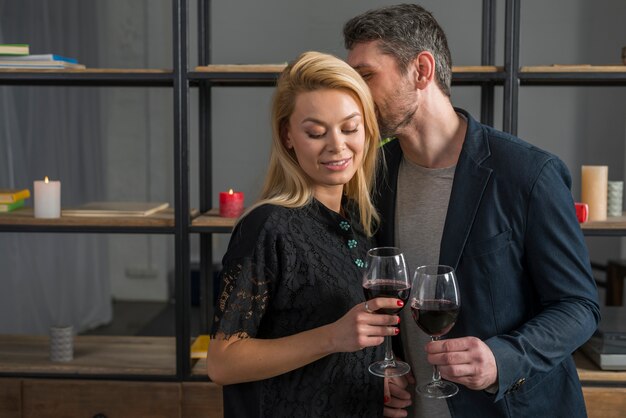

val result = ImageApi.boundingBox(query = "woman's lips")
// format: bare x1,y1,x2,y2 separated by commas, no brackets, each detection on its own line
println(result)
321,157,352,171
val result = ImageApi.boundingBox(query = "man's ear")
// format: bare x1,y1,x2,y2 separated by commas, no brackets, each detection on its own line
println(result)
412,51,436,90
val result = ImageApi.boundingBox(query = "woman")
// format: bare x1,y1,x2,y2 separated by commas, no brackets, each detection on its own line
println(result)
207,51,402,418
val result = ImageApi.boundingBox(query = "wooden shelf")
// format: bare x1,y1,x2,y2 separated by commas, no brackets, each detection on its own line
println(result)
0,68,172,73
0,335,176,376
189,65,506,87
575,350,626,384
194,64,286,73
581,213,626,236
194,64,503,73
521,65,626,73
192,357,207,377
519,65,626,86
190,208,237,233
0,208,199,233
0,68,174,86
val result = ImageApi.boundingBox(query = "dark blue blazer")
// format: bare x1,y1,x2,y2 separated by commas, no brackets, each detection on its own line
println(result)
375,109,600,417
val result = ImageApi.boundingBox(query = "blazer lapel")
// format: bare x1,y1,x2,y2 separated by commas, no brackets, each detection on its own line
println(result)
439,111,492,270
374,139,403,247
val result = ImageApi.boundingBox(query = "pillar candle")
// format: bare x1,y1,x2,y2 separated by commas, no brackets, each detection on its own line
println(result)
219,189,244,218
34,176,61,219
581,165,608,221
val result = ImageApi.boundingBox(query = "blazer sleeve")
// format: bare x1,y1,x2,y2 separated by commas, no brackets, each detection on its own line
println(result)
485,157,600,401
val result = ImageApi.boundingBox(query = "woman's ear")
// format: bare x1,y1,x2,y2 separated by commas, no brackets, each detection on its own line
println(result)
280,123,293,149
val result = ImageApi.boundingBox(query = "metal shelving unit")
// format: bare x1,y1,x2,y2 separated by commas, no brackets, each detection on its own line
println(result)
0,0,193,383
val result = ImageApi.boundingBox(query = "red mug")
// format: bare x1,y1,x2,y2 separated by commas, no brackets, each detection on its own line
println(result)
575,203,589,223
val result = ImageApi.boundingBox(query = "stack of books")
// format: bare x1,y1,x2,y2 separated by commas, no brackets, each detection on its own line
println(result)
0,44,85,69
0,188,30,213
581,305,626,370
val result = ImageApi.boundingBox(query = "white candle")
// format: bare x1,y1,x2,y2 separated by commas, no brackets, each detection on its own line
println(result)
34,176,61,218
581,166,608,221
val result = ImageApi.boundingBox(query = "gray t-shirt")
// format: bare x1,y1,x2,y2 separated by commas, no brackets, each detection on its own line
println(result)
396,155,455,418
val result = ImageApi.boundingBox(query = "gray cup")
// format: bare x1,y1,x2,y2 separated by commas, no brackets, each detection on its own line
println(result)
607,181,623,217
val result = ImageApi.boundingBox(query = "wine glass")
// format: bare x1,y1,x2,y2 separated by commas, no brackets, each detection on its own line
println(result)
362,247,411,377
410,265,461,398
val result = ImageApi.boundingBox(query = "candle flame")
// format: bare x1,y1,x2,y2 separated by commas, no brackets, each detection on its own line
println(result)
228,189,234,195
44,176,49,183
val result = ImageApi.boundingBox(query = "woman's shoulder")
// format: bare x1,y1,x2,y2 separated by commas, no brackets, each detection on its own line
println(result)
231,204,296,241
240,203,294,228
225,203,299,260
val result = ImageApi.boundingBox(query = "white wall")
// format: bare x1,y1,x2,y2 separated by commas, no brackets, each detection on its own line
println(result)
98,0,174,301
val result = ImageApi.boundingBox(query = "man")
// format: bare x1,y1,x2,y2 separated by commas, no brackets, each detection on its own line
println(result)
344,4,600,418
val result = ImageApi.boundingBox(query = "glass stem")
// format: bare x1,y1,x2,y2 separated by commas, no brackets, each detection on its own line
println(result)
384,336,396,365
431,336,441,382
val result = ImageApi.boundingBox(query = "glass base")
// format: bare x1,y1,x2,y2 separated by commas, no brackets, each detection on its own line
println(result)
368,359,411,378
417,380,458,399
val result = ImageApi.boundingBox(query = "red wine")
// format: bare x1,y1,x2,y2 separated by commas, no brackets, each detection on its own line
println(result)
363,280,411,314
411,299,459,336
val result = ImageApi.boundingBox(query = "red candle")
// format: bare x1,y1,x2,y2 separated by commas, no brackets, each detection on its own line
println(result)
219,189,244,218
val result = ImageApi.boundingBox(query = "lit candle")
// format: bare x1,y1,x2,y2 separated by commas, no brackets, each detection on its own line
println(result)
219,189,244,218
34,176,61,219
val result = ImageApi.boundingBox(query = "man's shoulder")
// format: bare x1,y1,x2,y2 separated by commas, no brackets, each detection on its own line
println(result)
481,125,559,172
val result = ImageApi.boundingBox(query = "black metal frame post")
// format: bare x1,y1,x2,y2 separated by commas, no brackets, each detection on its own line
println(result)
480,0,496,126
198,0,214,337
503,0,520,135
173,0,191,380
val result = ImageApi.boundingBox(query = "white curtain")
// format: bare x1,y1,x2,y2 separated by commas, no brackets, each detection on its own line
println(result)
0,0,111,333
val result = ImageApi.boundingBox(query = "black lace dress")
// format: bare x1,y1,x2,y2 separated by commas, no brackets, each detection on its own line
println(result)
211,198,384,418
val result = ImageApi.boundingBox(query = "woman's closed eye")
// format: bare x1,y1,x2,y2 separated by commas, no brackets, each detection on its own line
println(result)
307,127,358,139
307,131,326,139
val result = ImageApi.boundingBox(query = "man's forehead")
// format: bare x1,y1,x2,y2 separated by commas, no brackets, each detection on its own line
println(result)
347,42,382,66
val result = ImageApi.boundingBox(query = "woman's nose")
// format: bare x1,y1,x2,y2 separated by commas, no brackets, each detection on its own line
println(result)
326,129,346,152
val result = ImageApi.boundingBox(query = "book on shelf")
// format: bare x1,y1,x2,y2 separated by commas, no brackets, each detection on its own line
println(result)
0,54,78,64
0,199,25,213
0,44,29,56
0,60,86,69
62,201,169,217
581,305,626,370
190,335,210,359
0,188,30,203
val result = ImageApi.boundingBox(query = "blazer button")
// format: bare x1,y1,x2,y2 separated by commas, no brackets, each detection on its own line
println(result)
512,378,526,391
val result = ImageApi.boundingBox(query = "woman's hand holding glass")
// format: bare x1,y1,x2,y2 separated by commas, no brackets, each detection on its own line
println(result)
327,297,401,353
362,247,411,378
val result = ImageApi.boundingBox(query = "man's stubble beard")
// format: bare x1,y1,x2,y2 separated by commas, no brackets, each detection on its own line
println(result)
376,103,418,139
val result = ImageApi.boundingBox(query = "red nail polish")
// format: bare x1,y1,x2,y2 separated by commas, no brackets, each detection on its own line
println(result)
397,316,401,324
394,328,400,335
384,396,390,403
397,300,404,307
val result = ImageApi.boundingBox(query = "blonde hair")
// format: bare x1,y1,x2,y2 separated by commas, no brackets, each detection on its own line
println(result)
245,51,380,236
